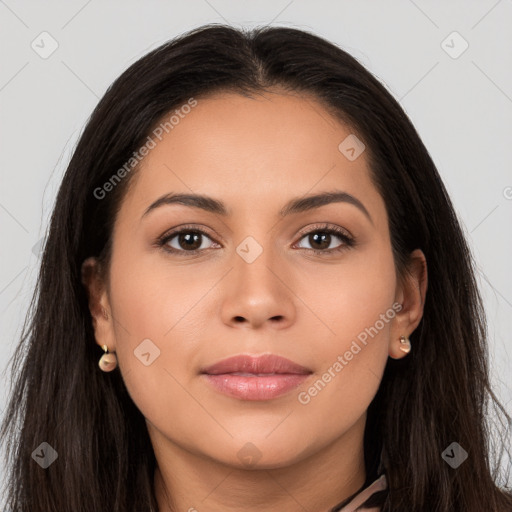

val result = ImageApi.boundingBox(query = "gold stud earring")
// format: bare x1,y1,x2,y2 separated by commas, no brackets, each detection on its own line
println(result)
98,344,117,372
399,335,411,354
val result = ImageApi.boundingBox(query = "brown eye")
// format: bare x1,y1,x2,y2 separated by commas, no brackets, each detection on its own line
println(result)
303,232,338,251
174,232,203,251
159,228,217,254
295,226,354,255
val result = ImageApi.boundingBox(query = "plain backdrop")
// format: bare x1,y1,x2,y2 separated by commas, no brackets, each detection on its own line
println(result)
1,0,511,497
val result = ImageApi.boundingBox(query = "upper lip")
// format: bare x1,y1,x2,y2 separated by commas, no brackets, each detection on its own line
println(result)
200,354,312,375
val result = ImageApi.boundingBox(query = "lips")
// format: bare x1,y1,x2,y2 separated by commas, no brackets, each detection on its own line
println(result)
201,354,312,376
200,354,312,401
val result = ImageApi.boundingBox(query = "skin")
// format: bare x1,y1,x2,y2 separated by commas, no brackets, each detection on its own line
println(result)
82,89,427,512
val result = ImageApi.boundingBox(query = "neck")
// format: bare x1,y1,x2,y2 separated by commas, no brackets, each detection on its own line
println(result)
152,415,367,512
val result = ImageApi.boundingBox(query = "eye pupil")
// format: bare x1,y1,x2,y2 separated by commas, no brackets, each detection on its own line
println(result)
179,232,201,250
310,232,331,250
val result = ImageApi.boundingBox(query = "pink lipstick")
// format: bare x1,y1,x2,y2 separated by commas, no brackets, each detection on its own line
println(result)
200,353,312,401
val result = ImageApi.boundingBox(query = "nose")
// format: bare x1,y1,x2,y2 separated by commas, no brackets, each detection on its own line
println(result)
219,246,296,330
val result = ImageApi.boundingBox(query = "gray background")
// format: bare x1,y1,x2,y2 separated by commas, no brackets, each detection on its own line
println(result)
1,0,511,496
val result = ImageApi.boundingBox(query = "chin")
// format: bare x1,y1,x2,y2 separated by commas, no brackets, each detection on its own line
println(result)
203,437,315,471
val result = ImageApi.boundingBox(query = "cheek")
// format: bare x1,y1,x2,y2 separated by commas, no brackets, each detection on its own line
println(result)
304,238,397,348
106,249,214,420
108,234,223,341
293,242,396,420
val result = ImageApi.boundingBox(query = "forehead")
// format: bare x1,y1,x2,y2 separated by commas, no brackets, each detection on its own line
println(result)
118,90,385,222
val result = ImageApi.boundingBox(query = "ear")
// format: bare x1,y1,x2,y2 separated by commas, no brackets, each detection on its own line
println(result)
81,256,116,352
389,249,428,360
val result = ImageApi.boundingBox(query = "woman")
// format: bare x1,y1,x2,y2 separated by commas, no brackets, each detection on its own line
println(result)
1,23,511,512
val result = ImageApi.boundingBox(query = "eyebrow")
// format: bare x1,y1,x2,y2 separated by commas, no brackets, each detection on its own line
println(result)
142,190,373,223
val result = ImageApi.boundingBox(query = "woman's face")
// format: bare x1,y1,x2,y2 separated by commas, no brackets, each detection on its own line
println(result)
85,89,425,470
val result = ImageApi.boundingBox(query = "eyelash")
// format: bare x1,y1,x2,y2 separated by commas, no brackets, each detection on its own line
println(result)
155,223,355,257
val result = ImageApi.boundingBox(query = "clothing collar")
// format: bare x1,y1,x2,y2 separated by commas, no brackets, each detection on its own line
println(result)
336,474,387,512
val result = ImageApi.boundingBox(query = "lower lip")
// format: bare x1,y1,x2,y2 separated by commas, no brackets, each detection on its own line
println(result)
202,373,311,400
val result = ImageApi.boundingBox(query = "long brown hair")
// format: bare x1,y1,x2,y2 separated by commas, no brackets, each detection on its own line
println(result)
1,23,511,512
